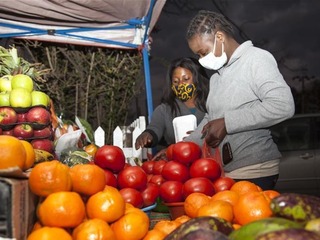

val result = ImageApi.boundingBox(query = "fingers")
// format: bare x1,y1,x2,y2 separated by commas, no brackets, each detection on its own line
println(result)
135,132,153,150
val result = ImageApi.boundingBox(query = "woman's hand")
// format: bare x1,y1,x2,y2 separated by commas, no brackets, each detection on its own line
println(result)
152,148,167,160
202,118,227,148
135,132,153,150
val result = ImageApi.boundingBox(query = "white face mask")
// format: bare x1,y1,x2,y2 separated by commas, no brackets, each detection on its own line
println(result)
199,37,227,70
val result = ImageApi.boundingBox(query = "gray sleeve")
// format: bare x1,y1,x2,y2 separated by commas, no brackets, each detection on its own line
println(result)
145,104,168,144
184,113,209,146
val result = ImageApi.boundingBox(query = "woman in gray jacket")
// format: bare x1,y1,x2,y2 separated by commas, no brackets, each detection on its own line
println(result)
135,57,209,154
185,10,295,190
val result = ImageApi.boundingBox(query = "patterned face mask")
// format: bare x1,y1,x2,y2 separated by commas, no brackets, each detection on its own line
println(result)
171,83,196,101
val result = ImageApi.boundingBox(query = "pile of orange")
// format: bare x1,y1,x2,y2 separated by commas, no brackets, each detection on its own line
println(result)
27,160,151,240
181,180,280,228
0,135,35,171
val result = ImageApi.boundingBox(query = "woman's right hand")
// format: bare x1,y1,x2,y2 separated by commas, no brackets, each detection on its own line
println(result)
135,132,153,150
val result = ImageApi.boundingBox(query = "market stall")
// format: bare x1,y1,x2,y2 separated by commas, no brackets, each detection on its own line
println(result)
0,0,167,120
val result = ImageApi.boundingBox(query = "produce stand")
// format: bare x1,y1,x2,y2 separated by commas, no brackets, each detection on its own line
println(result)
0,0,167,121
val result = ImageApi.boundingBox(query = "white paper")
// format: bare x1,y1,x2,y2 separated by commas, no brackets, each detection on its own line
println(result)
173,114,197,142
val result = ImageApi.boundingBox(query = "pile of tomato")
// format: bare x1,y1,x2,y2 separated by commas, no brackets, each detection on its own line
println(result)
93,141,235,208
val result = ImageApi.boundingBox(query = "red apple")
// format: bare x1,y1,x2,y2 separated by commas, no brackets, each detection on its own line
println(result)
17,112,27,123
26,107,51,125
33,126,53,138
13,123,34,139
0,107,18,125
2,129,13,136
31,139,54,153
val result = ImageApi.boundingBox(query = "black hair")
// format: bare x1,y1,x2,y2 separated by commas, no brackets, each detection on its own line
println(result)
161,57,209,117
186,10,234,40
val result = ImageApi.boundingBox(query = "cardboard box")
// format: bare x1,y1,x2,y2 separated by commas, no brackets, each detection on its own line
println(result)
0,176,38,240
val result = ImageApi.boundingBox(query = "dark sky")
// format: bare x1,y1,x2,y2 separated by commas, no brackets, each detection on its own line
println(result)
143,0,320,113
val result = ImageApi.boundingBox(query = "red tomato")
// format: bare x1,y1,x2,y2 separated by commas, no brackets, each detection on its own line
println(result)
141,160,155,174
94,145,125,173
153,159,167,175
159,180,184,203
149,174,166,186
182,177,215,199
166,144,175,161
117,166,148,190
141,183,160,207
189,158,221,181
161,161,189,182
119,187,144,208
172,141,202,165
212,176,235,192
103,169,118,188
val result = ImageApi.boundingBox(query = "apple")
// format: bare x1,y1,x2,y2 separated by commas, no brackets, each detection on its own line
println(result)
31,139,54,153
9,88,32,108
2,129,13,136
26,107,51,125
11,74,34,92
33,126,53,138
0,75,12,92
13,123,34,139
0,92,10,107
17,112,27,123
0,107,18,125
31,90,50,107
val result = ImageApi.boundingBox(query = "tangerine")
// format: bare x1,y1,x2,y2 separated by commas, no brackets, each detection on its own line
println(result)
69,163,106,196
28,160,72,197
230,180,262,196
211,190,240,207
37,191,86,228
84,143,98,157
72,218,116,240
174,214,191,226
197,200,234,222
233,191,272,225
111,207,150,240
0,135,26,170
86,185,125,223
153,220,180,236
20,140,35,171
184,192,211,218
27,226,72,240
143,229,167,240
263,189,280,199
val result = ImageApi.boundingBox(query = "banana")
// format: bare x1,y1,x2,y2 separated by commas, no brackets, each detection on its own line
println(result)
34,149,55,164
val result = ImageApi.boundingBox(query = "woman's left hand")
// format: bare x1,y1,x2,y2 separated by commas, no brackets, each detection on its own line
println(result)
202,118,227,148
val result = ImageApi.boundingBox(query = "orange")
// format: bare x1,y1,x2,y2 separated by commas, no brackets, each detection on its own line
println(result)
111,207,150,240
31,221,42,232
28,160,72,197
69,163,106,196
233,191,272,225
184,192,211,218
20,140,35,170
72,218,116,240
232,223,242,230
86,185,125,223
263,189,280,199
153,220,180,236
0,135,26,170
37,191,86,228
230,180,262,196
27,226,72,240
197,200,234,222
143,229,167,240
174,214,191,226
211,190,240,207
84,143,98,157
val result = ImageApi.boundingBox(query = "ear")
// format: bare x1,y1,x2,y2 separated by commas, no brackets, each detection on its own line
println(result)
215,31,225,42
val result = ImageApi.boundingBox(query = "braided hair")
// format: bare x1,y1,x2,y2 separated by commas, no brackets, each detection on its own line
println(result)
186,10,234,40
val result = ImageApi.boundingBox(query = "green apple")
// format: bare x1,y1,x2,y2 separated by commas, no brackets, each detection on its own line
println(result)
31,90,50,107
9,88,32,108
0,92,10,106
11,74,34,92
0,75,12,92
